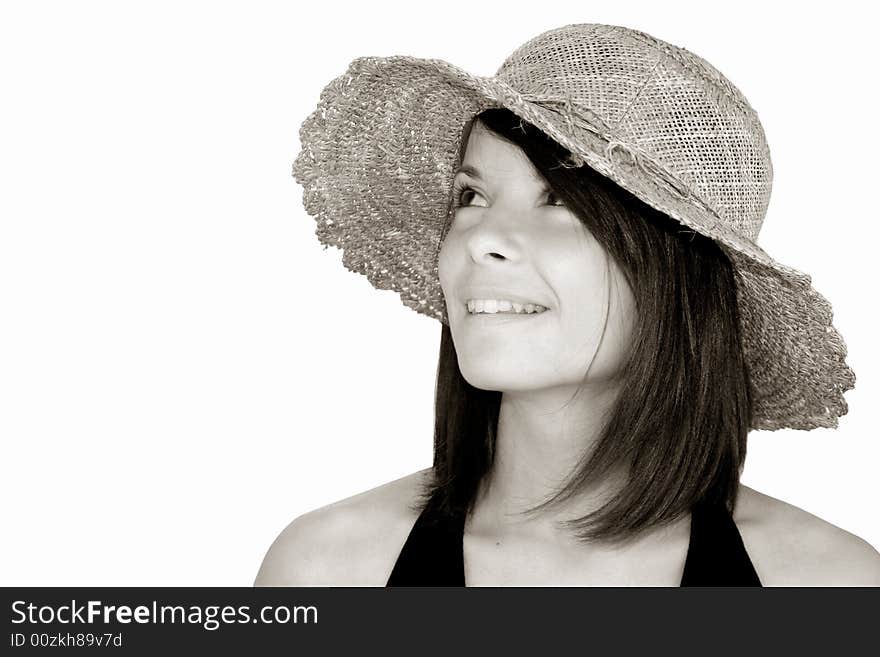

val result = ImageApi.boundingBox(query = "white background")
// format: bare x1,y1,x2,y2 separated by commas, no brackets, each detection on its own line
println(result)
1,0,876,585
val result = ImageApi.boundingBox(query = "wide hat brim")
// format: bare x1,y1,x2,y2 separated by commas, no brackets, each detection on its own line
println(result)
292,55,855,432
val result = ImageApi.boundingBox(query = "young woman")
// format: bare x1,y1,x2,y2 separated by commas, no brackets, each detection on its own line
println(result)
256,24,879,586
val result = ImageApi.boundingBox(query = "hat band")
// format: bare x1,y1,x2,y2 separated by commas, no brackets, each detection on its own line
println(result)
517,91,712,213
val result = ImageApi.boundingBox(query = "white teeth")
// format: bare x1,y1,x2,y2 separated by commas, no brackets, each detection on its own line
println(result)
466,299,548,315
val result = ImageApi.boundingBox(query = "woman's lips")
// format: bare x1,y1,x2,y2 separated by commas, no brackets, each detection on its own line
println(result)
464,310,550,323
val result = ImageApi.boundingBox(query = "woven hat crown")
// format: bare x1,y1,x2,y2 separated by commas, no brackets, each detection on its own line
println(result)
488,24,772,244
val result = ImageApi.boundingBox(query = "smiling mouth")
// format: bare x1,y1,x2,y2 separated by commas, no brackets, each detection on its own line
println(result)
464,300,550,315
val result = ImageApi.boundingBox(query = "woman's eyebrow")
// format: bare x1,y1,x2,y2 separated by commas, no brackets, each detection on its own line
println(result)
453,164,550,192
453,164,482,179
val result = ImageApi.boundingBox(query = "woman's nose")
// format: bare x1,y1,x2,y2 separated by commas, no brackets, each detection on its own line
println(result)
463,207,528,264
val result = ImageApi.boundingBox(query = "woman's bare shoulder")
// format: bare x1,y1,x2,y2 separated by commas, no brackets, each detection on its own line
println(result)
733,484,880,586
254,468,432,587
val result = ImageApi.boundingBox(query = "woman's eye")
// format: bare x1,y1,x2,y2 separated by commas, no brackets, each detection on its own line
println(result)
451,182,565,208
546,191,565,207
452,183,486,208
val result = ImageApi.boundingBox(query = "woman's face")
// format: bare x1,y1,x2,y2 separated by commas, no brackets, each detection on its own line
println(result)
438,122,636,394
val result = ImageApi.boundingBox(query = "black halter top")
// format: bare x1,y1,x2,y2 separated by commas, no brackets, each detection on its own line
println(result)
387,495,762,586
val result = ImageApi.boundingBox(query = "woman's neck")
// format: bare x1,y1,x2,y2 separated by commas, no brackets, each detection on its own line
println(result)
471,385,626,541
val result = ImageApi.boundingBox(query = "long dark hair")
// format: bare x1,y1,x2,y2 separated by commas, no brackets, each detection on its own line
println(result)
415,107,753,545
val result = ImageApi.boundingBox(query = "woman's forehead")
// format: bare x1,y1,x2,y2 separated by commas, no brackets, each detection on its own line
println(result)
459,125,544,185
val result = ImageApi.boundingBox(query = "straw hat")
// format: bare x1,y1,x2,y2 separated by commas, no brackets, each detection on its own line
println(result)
291,23,855,431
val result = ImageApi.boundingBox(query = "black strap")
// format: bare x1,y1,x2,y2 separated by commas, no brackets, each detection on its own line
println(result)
386,497,465,586
680,499,762,586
